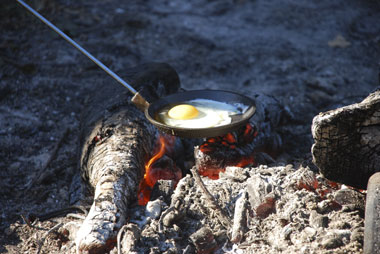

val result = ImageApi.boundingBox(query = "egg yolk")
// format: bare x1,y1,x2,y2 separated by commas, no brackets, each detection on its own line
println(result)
168,104,199,120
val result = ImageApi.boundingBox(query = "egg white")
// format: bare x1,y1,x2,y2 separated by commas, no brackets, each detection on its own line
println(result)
158,99,242,129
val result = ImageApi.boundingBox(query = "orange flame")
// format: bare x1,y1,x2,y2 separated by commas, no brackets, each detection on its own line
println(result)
138,135,181,206
144,136,167,188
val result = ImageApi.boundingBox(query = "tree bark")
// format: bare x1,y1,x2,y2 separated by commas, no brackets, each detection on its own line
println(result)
76,63,180,253
311,90,380,190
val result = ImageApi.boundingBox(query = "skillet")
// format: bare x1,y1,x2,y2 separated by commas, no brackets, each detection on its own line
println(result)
17,0,256,138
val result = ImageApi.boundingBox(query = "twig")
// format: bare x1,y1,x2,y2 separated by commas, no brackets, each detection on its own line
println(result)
36,222,63,254
25,127,70,191
26,205,90,223
190,167,232,229
66,213,86,220
20,213,34,228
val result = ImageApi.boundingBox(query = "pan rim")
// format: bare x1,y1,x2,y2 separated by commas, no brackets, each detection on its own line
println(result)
145,89,256,138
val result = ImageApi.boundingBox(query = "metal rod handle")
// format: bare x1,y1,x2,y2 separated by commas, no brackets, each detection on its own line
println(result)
16,0,138,95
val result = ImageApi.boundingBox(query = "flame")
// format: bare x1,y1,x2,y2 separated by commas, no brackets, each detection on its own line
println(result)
144,136,167,187
138,135,181,206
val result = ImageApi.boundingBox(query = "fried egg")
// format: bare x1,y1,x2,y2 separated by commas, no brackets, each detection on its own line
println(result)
158,99,244,129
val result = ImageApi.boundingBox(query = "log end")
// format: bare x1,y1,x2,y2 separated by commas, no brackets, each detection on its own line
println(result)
311,90,380,189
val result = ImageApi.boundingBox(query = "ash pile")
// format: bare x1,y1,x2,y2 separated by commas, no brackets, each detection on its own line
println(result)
106,165,364,254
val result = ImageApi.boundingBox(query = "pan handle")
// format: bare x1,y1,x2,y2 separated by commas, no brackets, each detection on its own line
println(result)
16,0,150,111
131,92,150,111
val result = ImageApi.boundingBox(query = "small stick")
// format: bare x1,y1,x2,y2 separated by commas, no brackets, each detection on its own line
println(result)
66,213,86,220
25,127,70,191
35,222,63,254
231,190,248,243
190,167,231,229
20,213,34,228
26,205,90,223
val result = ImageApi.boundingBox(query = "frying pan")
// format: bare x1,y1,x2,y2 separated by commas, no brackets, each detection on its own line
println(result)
16,0,256,138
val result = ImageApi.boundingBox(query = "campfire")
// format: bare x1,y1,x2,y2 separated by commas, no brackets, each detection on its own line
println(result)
139,122,267,204
38,63,367,254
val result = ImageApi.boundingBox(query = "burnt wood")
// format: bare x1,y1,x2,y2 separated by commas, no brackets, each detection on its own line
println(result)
195,94,286,176
76,62,180,253
312,90,380,189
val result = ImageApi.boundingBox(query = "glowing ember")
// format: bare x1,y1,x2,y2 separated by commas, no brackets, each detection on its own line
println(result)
138,135,182,205
235,156,255,168
197,123,259,179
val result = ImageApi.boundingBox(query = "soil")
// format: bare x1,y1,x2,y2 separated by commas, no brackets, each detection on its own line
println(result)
1,0,379,253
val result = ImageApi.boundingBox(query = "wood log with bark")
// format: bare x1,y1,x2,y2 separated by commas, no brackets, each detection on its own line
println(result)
312,89,380,190
76,62,180,253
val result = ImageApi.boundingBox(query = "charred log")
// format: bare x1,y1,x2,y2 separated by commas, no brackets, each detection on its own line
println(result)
76,62,180,253
195,94,287,178
312,90,380,189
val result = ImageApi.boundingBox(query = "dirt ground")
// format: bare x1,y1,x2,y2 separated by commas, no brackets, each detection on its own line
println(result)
1,0,379,253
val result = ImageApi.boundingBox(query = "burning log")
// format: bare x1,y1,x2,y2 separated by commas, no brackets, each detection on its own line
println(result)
76,62,180,253
312,90,380,189
195,94,287,178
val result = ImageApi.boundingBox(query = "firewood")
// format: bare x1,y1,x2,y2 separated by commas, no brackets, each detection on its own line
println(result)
76,62,180,253
311,90,380,189
195,94,287,178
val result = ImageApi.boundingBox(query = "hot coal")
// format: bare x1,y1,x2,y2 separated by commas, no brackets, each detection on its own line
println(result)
195,122,281,179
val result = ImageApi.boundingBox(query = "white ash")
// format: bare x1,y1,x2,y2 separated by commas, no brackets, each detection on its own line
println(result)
118,164,364,254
